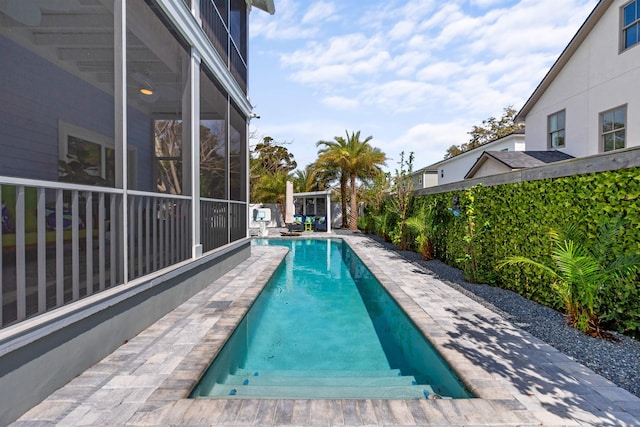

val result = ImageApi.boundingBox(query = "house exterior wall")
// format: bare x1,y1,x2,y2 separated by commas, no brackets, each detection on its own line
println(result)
0,0,274,422
410,170,438,189
431,133,525,185
470,160,513,179
524,0,640,156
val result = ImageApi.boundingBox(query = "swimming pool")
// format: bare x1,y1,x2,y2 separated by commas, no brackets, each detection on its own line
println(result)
190,238,472,400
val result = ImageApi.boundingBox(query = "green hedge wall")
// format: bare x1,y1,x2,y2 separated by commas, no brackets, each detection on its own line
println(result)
396,167,640,336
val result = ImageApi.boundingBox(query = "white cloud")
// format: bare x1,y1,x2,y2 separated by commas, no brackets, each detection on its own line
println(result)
249,0,600,171
384,121,472,166
322,96,359,110
301,2,337,24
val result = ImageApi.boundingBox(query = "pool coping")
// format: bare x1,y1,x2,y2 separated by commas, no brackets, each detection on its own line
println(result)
12,234,640,426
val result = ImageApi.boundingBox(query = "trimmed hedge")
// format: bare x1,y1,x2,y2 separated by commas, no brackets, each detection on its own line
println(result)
368,167,640,337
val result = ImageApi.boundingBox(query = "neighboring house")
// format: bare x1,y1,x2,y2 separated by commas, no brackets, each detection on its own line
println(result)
410,166,439,190
0,1,275,424
465,150,574,179
414,131,526,187
517,0,640,156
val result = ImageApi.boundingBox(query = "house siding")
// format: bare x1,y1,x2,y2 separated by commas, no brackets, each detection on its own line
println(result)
426,133,525,186
524,0,640,156
0,35,157,189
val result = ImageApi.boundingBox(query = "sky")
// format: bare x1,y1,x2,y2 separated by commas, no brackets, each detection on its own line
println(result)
247,0,599,172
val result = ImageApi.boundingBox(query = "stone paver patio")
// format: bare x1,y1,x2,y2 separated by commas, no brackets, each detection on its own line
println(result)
11,233,640,426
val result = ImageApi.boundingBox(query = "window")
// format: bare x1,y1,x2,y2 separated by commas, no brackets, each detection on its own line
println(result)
154,119,183,194
623,1,640,50
601,106,626,152
59,121,136,187
548,110,565,149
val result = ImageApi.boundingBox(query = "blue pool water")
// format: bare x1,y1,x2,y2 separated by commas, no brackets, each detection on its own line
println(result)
190,239,472,399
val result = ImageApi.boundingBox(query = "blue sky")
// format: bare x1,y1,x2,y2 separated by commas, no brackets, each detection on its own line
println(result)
248,0,598,172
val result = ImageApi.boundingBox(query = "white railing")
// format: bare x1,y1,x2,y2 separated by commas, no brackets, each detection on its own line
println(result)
0,178,195,328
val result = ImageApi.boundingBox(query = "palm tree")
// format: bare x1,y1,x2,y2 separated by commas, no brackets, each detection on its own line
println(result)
317,131,386,231
314,151,347,227
292,164,324,193
498,218,640,337
251,169,291,220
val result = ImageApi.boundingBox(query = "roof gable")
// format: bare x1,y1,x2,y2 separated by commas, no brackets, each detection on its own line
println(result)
465,150,574,179
516,0,613,121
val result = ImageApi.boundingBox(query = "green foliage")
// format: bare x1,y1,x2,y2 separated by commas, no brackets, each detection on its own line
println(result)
372,167,640,337
498,218,640,337
444,106,524,160
405,198,438,259
250,137,296,204
317,130,386,230
388,151,415,250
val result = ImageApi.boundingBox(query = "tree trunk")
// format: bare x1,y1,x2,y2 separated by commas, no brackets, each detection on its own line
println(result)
349,173,357,230
340,175,348,228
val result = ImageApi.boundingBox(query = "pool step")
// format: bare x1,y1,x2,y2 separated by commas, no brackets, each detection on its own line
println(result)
207,384,439,400
233,368,404,378
197,368,450,399
225,374,418,387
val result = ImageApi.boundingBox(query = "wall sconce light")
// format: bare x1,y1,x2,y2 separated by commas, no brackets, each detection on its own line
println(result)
450,195,460,217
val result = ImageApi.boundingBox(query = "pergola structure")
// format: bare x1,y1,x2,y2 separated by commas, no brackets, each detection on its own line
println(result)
293,190,332,233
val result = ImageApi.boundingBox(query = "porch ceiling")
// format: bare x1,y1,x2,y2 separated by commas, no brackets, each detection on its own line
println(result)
0,0,186,115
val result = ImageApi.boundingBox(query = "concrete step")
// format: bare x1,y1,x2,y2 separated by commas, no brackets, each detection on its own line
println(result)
233,368,404,378
208,384,441,399
224,374,418,387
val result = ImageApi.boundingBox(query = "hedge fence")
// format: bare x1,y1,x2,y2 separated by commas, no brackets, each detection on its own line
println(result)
366,161,640,337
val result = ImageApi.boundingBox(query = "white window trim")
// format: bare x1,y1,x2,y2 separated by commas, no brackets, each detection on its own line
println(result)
547,110,566,149
600,105,627,153
58,120,137,187
621,0,640,52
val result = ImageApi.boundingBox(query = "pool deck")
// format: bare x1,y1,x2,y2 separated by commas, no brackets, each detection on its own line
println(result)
11,232,640,426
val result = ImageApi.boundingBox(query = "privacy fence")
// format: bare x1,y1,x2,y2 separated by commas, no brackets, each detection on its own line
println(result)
375,146,640,336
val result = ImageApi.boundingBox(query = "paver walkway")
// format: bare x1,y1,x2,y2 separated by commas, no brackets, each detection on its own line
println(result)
12,234,640,426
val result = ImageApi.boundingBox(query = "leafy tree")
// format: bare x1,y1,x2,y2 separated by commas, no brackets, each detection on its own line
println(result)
251,136,297,174
317,130,386,230
388,151,415,250
250,136,296,203
444,106,524,159
251,169,291,219
359,171,391,215
291,163,330,193
316,140,349,228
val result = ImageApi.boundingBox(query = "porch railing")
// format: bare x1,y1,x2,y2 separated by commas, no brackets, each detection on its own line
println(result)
1,179,194,329
199,0,247,93
200,199,247,253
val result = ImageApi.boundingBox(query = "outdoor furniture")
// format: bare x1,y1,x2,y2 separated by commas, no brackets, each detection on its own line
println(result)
304,215,315,231
314,216,327,232
289,214,304,232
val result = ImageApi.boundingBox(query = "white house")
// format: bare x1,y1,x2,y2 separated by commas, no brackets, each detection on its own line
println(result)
413,131,526,188
517,0,640,156
465,150,574,179
410,166,439,189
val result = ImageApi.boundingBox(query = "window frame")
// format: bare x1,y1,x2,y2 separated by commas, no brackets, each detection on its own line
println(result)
622,0,640,51
58,120,136,187
547,110,566,149
600,105,627,153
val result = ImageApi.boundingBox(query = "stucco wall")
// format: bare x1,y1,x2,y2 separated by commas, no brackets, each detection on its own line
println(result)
434,134,525,185
470,160,512,179
524,0,640,157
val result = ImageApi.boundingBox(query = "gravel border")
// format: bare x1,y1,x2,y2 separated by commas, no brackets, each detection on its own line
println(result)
353,231,640,399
